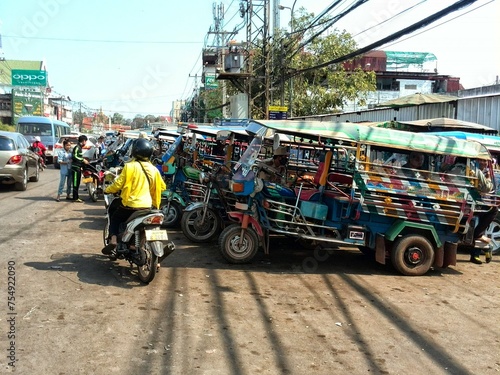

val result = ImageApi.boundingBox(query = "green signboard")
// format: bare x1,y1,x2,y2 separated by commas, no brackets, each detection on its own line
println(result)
11,69,47,87
205,74,218,89
12,89,44,124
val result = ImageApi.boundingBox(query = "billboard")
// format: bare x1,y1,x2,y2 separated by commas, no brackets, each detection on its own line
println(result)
11,70,47,87
12,89,44,124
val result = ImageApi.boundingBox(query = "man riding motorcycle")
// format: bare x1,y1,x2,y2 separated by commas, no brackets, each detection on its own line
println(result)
32,136,47,169
102,138,166,255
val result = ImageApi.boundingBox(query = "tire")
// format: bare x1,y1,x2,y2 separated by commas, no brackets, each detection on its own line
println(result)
87,182,97,202
484,219,500,255
181,207,222,243
103,221,110,246
15,167,28,191
29,163,40,182
137,235,158,284
391,235,434,276
161,200,182,228
218,224,259,264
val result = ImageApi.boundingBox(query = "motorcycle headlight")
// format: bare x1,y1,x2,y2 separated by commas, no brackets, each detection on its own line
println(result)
254,178,264,193
199,172,206,184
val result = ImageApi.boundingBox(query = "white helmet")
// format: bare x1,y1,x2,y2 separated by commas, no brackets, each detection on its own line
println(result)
34,136,41,142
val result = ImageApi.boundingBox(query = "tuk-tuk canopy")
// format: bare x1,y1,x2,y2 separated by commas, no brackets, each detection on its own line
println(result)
427,131,500,154
248,120,492,160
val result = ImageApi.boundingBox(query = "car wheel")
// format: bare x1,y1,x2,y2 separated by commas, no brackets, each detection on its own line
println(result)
29,162,40,182
15,167,28,191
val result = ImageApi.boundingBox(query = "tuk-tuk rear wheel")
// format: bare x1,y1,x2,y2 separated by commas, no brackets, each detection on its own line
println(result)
391,235,434,276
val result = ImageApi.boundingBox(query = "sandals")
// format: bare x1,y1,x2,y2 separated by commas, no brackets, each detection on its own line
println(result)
101,243,117,255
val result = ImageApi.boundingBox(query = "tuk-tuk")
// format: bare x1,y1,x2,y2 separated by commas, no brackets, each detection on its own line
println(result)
429,131,500,254
219,120,497,276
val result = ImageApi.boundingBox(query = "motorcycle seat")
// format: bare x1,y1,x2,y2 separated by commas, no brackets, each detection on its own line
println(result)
126,208,153,222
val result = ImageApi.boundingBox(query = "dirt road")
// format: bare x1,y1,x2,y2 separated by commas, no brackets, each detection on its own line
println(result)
0,168,498,374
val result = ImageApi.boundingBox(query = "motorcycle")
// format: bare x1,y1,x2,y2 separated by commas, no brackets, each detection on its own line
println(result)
159,135,207,228
82,160,105,202
160,163,206,228
180,162,236,242
102,171,176,283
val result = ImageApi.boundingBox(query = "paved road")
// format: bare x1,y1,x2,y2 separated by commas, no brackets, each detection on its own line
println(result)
0,167,499,374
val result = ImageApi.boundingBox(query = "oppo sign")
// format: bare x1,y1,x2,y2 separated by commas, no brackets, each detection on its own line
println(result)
11,69,47,87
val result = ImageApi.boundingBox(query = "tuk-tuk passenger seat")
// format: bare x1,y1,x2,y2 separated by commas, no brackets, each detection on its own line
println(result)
313,150,333,187
327,172,353,186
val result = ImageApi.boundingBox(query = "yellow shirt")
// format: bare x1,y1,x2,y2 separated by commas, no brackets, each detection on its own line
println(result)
105,160,166,209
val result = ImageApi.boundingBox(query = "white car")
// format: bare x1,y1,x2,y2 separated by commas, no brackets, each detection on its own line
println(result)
0,130,40,190
53,135,98,169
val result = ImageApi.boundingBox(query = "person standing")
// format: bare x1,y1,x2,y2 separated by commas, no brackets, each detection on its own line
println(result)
55,140,73,202
71,135,89,203
96,136,106,158
470,158,497,264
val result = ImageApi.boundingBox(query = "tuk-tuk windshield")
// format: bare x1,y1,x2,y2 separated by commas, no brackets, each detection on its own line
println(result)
233,137,262,176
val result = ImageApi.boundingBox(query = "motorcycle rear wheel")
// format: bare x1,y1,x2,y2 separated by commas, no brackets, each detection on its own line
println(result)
137,235,158,284
103,222,109,246
87,182,98,202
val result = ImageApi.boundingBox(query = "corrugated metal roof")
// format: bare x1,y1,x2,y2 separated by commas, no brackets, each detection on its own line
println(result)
0,60,44,85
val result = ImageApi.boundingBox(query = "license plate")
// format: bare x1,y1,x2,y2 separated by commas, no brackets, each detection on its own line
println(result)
82,177,93,184
145,229,168,241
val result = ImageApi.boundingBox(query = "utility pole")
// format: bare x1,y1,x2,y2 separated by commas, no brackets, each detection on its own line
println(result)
188,73,199,122
206,3,238,119
245,0,271,119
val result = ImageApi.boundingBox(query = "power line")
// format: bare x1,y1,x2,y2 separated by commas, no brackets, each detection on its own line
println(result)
288,0,479,78
351,0,428,38
291,0,370,58
382,0,494,49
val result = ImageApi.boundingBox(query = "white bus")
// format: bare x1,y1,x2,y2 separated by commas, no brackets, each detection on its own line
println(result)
16,116,71,164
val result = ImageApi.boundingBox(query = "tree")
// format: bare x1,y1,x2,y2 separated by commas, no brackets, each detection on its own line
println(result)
144,115,156,128
73,110,87,126
111,112,124,125
250,9,376,118
132,115,144,129
0,123,15,131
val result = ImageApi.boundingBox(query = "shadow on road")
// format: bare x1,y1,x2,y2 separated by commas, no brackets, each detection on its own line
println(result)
165,229,463,277
24,252,151,289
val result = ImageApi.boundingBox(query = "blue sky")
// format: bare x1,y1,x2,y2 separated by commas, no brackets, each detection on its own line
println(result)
0,0,498,118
